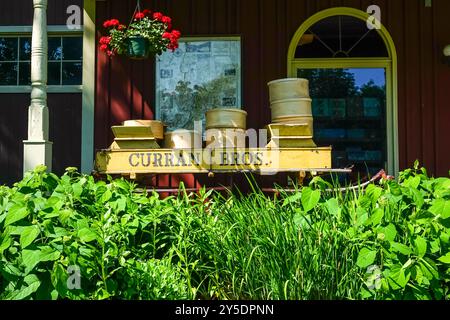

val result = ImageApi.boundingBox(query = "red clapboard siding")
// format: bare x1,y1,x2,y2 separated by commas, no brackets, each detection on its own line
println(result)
95,0,450,183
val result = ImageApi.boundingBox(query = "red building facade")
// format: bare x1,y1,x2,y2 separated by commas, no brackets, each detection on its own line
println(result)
1,0,449,186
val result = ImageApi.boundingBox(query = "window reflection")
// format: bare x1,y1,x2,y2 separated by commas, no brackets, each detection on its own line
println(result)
298,68,387,178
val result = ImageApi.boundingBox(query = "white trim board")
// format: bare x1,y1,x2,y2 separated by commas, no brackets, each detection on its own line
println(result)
81,0,96,174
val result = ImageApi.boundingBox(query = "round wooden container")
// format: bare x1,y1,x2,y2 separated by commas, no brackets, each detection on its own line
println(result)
122,120,165,140
267,78,310,102
206,108,247,130
271,115,314,132
164,130,203,149
205,128,246,148
270,98,312,122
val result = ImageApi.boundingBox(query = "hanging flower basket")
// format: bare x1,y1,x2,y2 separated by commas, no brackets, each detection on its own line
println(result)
127,36,151,59
99,7,181,59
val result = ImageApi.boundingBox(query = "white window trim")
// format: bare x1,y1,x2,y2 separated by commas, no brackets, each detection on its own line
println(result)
0,25,84,93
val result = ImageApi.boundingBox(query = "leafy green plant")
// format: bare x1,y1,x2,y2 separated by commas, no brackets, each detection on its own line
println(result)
0,162,449,300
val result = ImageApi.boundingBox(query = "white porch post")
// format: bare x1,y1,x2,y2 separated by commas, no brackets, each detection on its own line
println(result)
23,0,53,174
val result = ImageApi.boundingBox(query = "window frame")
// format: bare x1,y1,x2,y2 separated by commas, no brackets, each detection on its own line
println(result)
0,25,83,93
287,8,399,176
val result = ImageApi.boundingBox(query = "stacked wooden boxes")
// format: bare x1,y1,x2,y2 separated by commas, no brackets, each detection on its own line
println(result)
266,78,317,148
110,120,164,149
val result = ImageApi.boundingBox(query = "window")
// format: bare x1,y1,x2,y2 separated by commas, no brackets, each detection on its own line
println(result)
0,35,83,86
298,67,387,176
155,37,242,132
288,8,398,177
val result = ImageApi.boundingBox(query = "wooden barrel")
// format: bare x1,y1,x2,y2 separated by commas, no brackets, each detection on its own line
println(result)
267,78,310,103
206,108,247,130
270,98,312,122
122,120,165,140
205,128,246,148
164,130,203,149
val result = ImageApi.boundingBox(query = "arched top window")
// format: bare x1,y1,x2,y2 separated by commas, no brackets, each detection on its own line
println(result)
287,7,399,177
295,15,388,58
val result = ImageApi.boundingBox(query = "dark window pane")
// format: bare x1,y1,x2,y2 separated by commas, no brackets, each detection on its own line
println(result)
19,62,31,85
62,37,83,60
0,62,17,85
0,38,18,61
48,37,62,61
19,37,32,61
48,62,61,85
298,68,387,180
62,62,82,85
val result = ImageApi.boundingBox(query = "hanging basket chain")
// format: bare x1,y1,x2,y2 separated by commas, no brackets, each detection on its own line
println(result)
129,0,143,26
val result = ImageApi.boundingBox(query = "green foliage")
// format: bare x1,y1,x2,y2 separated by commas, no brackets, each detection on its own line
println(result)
0,164,449,300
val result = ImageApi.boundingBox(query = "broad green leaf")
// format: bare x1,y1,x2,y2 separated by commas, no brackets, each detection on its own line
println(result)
357,248,377,268
325,198,340,217
438,253,450,264
419,259,439,280
0,235,12,254
378,224,397,242
282,192,302,207
414,265,424,285
414,236,427,258
355,207,368,226
430,238,440,254
391,242,412,256
78,228,98,242
404,176,421,189
411,188,424,209
301,188,321,212
22,247,60,273
38,247,60,262
72,183,83,198
20,225,40,249
388,265,410,289
388,181,403,196
366,184,383,204
5,204,29,226
22,249,42,272
433,178,450,198
366,208,384,226
100,189,112,203
429,199,450,219
116,198,126,212
58,209,73,224
7,274,41,300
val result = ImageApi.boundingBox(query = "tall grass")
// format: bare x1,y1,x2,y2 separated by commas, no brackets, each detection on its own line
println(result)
166,177,367,300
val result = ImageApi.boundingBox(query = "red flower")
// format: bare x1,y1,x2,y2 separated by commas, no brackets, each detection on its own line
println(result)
99,36,111,45
107,50,114,57
142,9,151,16
153,12,163,21
162,32,172,39
103,19,120,28
100,44,109,52
171,30,181,39
168,42,179,52
135,12,145,20
162,16,172,29
118,24,126,31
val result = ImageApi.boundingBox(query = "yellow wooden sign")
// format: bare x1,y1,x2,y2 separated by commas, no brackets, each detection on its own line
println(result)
95,147,332,175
